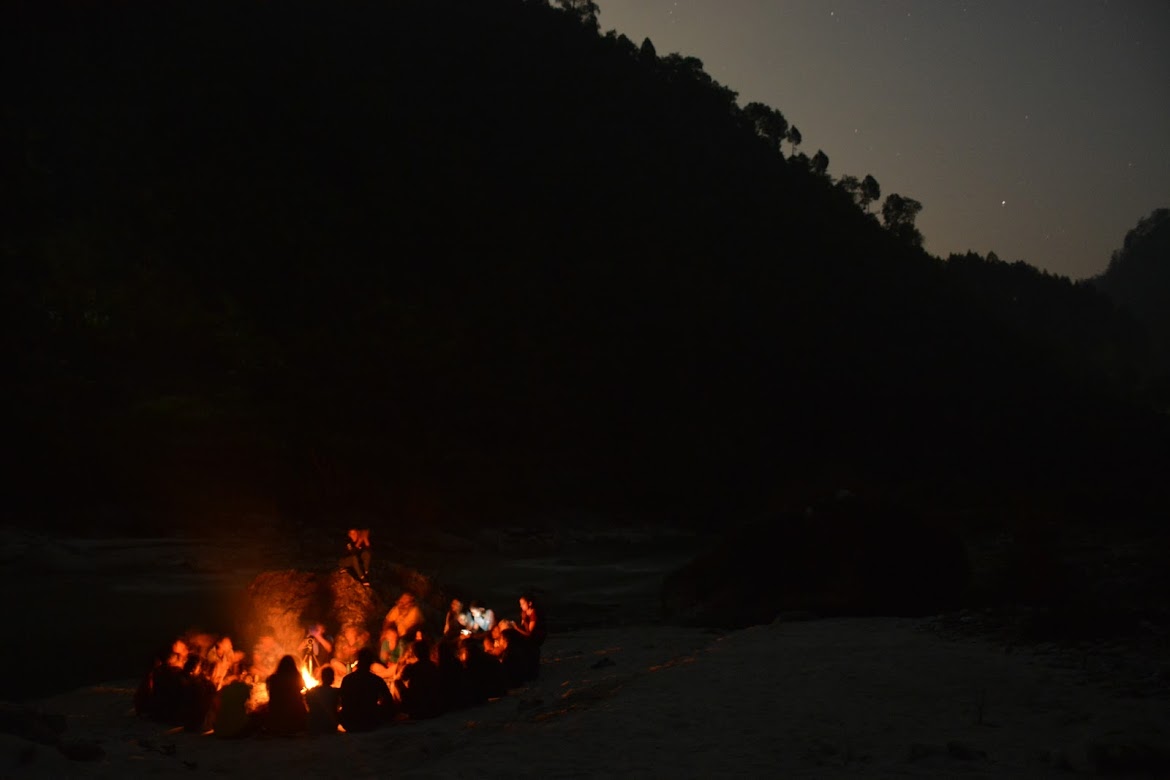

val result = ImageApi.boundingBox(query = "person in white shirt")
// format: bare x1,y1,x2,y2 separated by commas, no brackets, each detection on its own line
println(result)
468,600,496,633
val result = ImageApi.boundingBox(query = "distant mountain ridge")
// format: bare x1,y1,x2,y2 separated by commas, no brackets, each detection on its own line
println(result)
1090,208,1170,392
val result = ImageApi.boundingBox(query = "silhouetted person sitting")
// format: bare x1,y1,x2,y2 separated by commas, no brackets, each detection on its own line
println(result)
462,638,507,704
339,528,372,586
138,645,187,725
437,639,474,712
179,655,216,733
499,627,540,688
212,678,255,739
339,648,391,732
306,666,341,735
264,655,308,736
393,638,443,720
134,645,168,720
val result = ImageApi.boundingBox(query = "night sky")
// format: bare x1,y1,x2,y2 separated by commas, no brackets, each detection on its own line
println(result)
598,0,1170,280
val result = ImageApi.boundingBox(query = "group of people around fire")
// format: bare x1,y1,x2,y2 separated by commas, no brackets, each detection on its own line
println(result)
135,590,547,736
135,529,548,737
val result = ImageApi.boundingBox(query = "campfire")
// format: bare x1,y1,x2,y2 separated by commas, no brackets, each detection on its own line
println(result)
301,663,321,691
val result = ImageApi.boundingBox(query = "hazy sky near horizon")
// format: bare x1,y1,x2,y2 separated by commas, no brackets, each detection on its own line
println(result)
597,0,1170,280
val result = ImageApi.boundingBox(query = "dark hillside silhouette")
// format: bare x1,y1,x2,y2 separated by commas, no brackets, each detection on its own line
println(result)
1091,209,1170,402
944,251,1149,398
3,0,1167,536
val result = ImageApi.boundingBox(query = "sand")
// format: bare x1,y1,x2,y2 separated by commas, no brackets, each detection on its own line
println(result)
8,618,1169,778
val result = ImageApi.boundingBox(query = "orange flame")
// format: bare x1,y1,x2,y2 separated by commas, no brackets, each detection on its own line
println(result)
301,664,320,691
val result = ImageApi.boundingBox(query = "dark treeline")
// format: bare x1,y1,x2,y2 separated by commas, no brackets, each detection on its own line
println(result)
1089,208,1170,395
4,0,1167,535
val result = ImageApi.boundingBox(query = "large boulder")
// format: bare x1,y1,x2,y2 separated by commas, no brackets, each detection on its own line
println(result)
241,570,326,662
661,496,970,628
325,569,385,638
239,569,386,674
239,565,447,669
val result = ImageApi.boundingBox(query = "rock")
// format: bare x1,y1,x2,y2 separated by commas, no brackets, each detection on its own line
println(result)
662,495,970,628
242,570,327,657
326,569,386,637
241,566,446,663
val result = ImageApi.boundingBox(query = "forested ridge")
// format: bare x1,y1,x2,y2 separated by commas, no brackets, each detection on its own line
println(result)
4,0,1166,534
1090,208,1170,390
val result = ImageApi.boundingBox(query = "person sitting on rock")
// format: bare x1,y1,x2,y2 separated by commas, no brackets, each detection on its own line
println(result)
383,591,424,640
339,648,392,732
328,625,369,681
339,527,372,586
264,654,308,736
306,666,341,735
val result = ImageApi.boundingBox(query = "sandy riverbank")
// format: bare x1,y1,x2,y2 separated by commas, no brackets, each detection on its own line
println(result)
8,616,1170,778
4,525,1169,777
